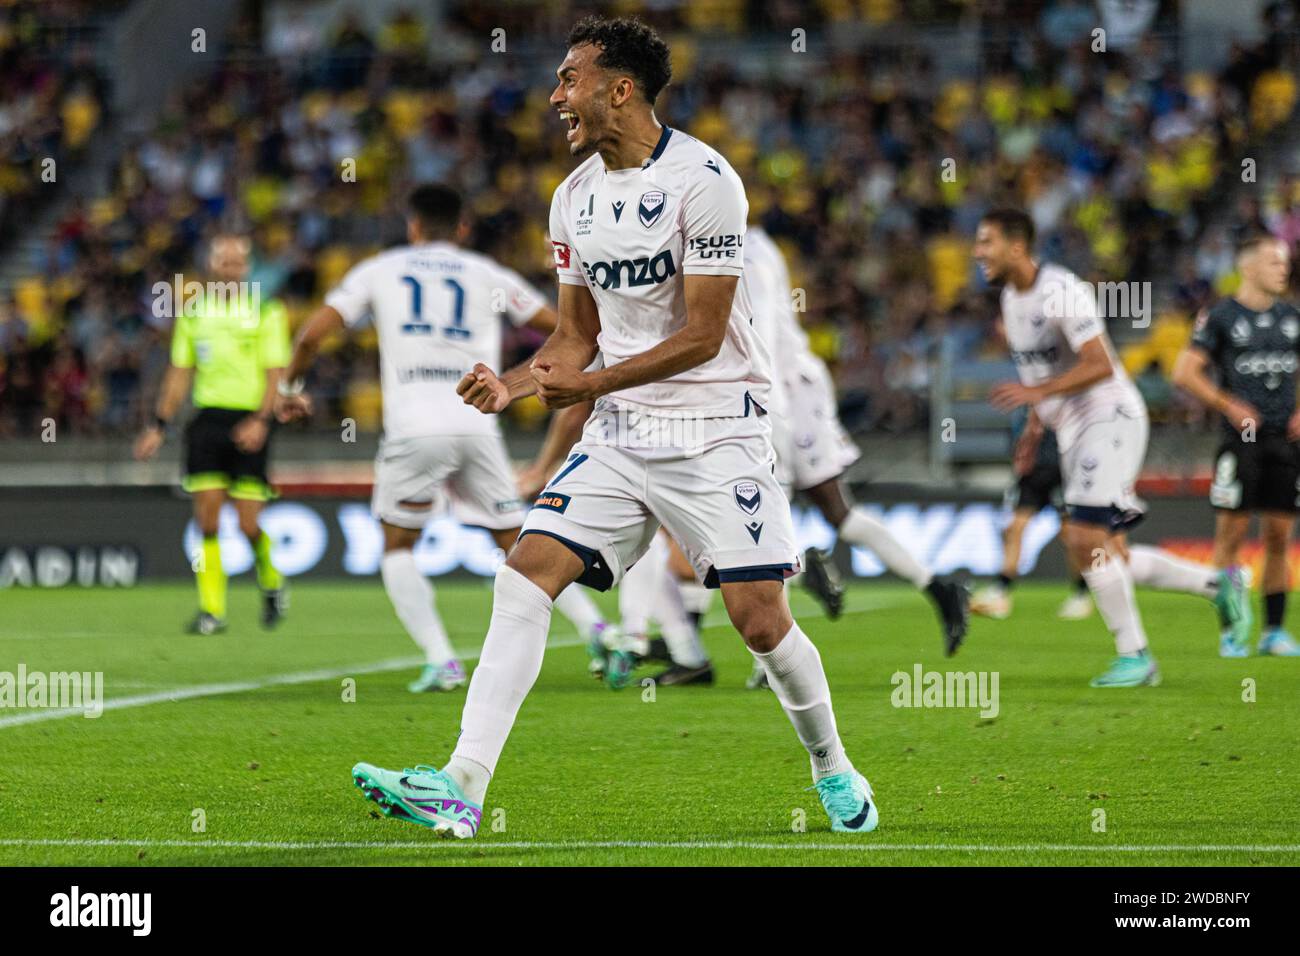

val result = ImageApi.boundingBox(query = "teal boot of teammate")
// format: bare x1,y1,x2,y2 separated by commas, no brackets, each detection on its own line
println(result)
1090,650,1161,688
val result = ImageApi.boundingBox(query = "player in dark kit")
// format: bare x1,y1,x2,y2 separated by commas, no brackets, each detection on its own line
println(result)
1173,234,1300,656
970,413,1093,621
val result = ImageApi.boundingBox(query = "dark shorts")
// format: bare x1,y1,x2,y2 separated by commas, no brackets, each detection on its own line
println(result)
183,407,275,501
1210,431,1300,513
1008,457,1062,513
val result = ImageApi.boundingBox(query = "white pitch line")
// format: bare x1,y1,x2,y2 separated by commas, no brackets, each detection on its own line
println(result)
0,838,1296,854
0,635,570,731
0,594,903,731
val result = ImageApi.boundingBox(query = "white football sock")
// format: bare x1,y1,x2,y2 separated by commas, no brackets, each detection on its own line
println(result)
553,583,604,639
751,624,850,781
1127,545,1217,599
840,507,932,589
678,580,714,617
1082,555,1148,656
380,549,454,665
447,565,552,803
618,538,662,637
659,571,708,668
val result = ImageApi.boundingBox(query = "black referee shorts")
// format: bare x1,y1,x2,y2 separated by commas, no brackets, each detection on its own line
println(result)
1210,431,1300,513
182,407,275,501
1007,457,1063,513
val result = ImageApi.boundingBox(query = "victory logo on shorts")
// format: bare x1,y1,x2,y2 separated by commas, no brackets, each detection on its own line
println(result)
733,480,761,515
638,191,665,228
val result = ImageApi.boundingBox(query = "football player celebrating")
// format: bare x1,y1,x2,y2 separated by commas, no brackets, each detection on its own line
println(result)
351,16,878,837
1173,233,1300,656
977,209,1247,687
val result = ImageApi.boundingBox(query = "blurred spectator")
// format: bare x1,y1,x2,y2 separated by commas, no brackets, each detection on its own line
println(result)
3,1,1299,441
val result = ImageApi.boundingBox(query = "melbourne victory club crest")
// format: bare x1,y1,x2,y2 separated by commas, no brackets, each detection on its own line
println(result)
1283,315,1299,341
734,480,763,543
638,190,665,227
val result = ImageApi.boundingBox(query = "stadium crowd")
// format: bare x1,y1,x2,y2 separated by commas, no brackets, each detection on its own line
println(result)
2,0,1299,439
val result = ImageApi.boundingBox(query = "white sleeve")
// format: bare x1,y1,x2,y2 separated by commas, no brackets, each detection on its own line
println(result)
491,264,547,326
323,259,375,328
548,188,587,288
1057,272,1106,352
681,164,747,277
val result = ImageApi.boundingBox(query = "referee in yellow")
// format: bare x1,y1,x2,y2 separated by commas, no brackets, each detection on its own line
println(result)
135,232,290,635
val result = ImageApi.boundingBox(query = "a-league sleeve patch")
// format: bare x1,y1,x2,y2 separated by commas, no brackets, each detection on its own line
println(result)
534,491,571,513
551,241,571,269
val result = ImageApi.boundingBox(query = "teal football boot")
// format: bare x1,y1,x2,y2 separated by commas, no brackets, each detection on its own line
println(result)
352,762,481,838
1258,628,1300,656
1089,651,1161,687
814,770,878,833
1214,566,1251,657
407,660,467,693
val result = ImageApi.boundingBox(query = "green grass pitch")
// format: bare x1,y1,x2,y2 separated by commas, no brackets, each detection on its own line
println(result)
1,579,1297,866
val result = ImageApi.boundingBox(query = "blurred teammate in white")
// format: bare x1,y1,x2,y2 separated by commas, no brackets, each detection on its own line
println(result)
977,208,1246,687
746,225,970,670
276,184,614,693
351,15,877,838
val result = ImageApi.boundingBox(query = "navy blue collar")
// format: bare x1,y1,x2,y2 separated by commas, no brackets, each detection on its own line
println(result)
642,125,673,167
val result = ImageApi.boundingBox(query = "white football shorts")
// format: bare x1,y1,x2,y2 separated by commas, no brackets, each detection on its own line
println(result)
372,432,527,531
520,403,800,590
1059,407,1149,529
785,353,861,491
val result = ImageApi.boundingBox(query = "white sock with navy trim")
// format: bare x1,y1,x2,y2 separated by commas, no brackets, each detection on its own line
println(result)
447,565,553,803
751,624,850,781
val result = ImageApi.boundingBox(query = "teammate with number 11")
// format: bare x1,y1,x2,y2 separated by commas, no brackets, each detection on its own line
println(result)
277,184,616,692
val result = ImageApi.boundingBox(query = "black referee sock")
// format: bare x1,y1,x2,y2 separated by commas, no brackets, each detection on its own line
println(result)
997,573,1014,590
1264,591,1287,630
1074,576,1088,594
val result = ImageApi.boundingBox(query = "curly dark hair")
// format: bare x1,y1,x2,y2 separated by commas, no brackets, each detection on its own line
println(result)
567,15,672,105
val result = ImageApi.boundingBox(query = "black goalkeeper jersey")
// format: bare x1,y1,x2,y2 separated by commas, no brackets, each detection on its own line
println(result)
1191,297,1300,434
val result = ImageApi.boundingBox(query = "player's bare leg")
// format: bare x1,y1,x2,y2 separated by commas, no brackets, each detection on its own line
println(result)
972,506,1032,619
234,496,285,630
1068,523,1159,687
189,488,228,635
382,513,463,691
1057,544,1094,619
804,476,968,654
1258,512,1299,654
722,578,876,831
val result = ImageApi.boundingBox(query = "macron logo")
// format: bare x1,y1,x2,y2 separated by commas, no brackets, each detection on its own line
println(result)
50,886,152,936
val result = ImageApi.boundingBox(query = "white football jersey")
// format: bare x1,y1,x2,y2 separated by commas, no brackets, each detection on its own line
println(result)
740,227,784,415
548,127,770,417
324,240,545,440
1000,262,1145,447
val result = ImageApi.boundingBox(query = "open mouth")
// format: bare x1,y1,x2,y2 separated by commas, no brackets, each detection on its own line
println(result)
559,109,580,141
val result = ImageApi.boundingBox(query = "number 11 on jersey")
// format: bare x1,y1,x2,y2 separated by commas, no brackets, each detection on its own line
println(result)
400,275,469,340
